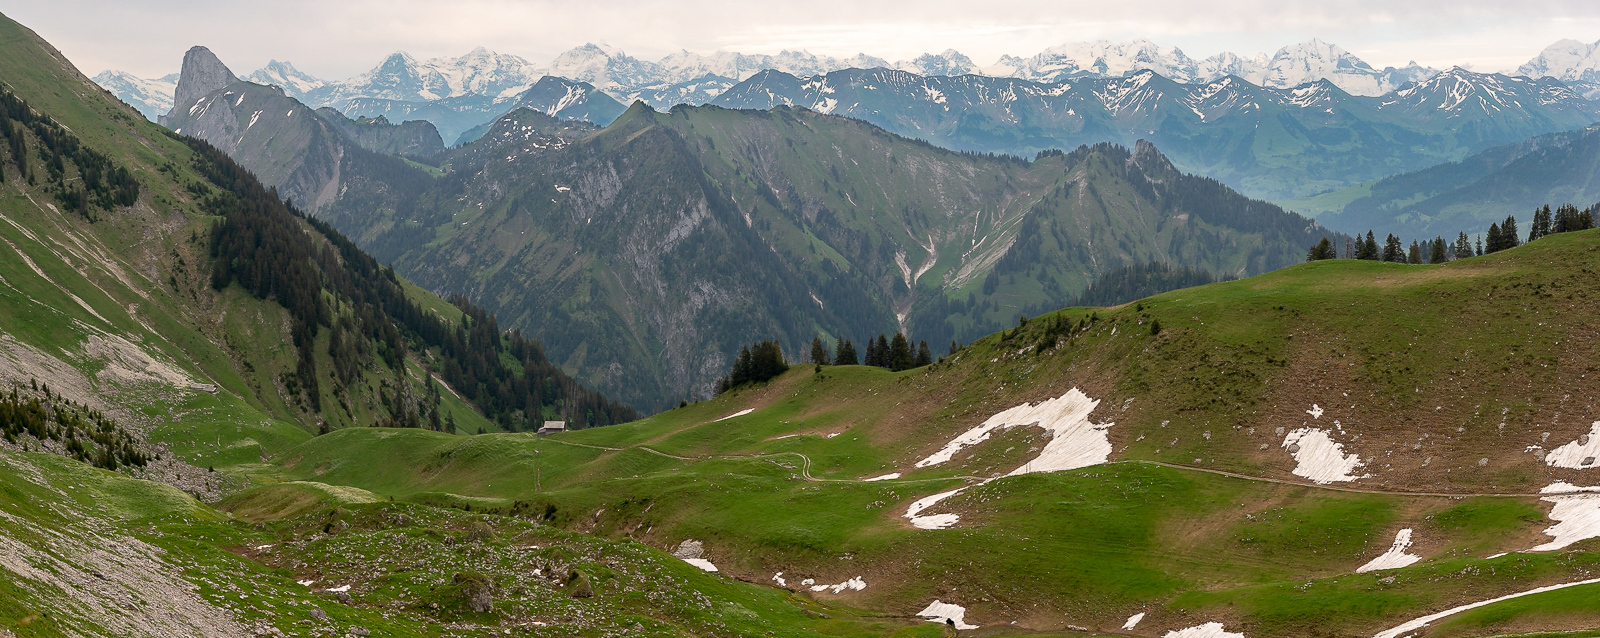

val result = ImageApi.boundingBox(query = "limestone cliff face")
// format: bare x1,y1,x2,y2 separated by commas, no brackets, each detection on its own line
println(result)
162,46,236,125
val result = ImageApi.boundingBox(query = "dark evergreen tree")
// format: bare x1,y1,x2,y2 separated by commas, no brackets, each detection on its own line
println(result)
1429,237,1447,264
1407,240,1422,264
1475,235,1483,256
1485,223,1502,253
809,336,829,365
1382,234,1405,262
716,340,788,393
1454,232,1472,259
1501,215,1520,249
834,338,859,366
888,333,914,371
1356,231,1379,260
1306,237,1335,261
948,340,960,356
1531,205,1553,240
915,341,933,368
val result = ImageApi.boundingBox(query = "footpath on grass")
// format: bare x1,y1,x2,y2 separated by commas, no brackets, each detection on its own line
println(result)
538,437,1574,498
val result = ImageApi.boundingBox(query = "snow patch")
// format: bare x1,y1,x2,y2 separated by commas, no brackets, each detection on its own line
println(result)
864,473,901,481
1163,622,1245,638
713,409,754,422
683,558,718,572
906,388,1112,529
1282,428,1368,484
296,580,314,586
327,584,350,593
1123,612,1146,630
1545,422,1600,469
772,572,786,587
807,576,865,593
1357,529,1421,572
1529,483,1600,552
1307,404,1324,419
916,600,978,629
1373,577,1600,638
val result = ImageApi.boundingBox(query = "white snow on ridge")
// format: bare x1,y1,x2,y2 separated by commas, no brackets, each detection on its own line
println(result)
1282,427,1368,484
713,408,754,422
1163,622,1245,638
1545,421,1600,469
916,600,978,630
1356,529,1422,572
1373,577,1600,638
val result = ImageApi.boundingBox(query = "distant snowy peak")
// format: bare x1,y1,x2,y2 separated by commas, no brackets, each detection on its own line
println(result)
896,50,978,77
1517,38,1600,83
986,39,1200,83
92,70,179,121
323,47,545,104
1384,67,1588,116
245,60,326,99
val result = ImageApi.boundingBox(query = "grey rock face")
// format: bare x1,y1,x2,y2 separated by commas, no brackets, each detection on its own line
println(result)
165,46,236,123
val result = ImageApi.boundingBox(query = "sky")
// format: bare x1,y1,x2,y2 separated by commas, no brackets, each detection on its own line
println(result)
7,0,1600,80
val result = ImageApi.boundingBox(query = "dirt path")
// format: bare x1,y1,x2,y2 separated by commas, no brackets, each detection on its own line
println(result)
539,438,1575,498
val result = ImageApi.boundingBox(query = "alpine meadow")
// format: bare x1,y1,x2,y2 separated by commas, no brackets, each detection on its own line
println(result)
4,5,1600,638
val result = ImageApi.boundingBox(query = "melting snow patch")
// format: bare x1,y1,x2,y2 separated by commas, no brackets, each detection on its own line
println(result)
772,572,786,587
327,585,350,593
905,488,967,529
905,388,1112,529
1486,553,1507,559
1163,622,1244,638
1307,404,1324,419
1123,612,1146,630
1545,422,1600,469
1373,577,1600,638
1282,428,1368,484
1529,482,1600,552
713,409,754,422
916,600,978,629
864,473,900,481
296,580,314,586
1357,529,1421,572
683,558,719,572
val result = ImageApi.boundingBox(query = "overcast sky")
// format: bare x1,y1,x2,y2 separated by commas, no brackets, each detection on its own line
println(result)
7,0,1600,80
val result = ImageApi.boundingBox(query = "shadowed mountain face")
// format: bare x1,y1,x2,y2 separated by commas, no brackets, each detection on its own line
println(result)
304,103,1338,411
709,67,1600,200
1314,126,1600,238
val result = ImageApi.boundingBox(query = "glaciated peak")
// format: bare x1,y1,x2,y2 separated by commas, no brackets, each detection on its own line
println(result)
1516,38,1600,81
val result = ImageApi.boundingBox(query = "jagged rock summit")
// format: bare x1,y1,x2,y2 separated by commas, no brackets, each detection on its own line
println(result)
164,46,236,124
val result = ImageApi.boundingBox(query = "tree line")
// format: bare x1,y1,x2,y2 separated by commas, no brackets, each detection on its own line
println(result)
0,88,140,220
1,381,149,470
176,132,636,432
1306,203,1597,264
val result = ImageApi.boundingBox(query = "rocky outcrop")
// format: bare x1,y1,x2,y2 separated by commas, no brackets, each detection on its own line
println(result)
163,46,236,125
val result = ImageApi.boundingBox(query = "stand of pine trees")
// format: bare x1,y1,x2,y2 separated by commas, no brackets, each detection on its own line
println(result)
1312,205,1594,267
179,132,636,431
1,383,149,470
717,340,788,393
0,89,140,220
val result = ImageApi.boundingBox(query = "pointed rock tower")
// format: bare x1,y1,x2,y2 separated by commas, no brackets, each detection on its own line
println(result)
161,46,236,126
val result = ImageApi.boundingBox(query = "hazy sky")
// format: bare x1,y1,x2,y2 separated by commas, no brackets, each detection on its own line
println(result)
8,0,1600,80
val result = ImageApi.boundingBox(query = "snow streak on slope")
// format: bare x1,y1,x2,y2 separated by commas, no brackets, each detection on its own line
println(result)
1282,428,1368,484
1356,529,1422,572
1372,577,1600,638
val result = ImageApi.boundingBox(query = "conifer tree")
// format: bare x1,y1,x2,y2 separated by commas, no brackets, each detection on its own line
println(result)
1356,231,1379,260
949,340,960,356
835,339,858,366
809,337,829,366
1454,232,1472,259
1531,205,1553,240
1407,240,1422,264
915,341,933,368
1306,237,1335,261
1475,235,1482,256
1501,215,1520,249
1382,234,1405,262
888,333,914,371
1486,223,1502,253
1430,237,1447,264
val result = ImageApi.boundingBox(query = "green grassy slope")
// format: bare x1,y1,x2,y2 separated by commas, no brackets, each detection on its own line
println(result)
259,230,1600,637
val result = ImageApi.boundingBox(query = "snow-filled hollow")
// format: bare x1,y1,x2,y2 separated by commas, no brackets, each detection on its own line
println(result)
1163,622,1245,638
1356,528,1422,572
1282,427,1368,484
1530,483,1600,552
